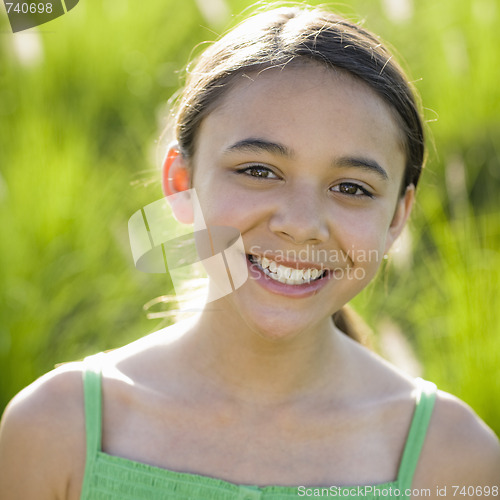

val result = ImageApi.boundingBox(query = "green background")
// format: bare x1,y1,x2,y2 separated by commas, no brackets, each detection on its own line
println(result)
0,0,499,435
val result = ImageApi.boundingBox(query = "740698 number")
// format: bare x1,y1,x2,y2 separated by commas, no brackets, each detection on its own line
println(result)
5,3,53,14
453,486,499,496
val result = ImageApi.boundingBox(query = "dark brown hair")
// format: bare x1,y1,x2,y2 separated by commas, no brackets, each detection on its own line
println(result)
171,5,426,342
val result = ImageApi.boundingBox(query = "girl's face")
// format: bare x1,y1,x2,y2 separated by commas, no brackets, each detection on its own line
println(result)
187,63,413,340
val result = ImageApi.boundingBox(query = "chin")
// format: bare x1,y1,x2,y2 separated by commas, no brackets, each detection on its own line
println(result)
236,300,327,344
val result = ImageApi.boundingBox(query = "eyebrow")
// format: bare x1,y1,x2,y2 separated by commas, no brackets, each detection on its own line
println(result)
224,137,389,181
336,156,389,181
224,138,293,158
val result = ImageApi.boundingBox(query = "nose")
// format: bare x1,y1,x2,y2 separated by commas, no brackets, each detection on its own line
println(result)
268,183,330,245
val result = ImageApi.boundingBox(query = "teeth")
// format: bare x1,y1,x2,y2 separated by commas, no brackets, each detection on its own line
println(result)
276,266,291,280
251,255,325,285
278,265,292,279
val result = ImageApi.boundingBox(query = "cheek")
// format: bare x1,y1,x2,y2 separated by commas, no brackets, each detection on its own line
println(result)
194,184,253,229
194,171,268,229
337,213,391,267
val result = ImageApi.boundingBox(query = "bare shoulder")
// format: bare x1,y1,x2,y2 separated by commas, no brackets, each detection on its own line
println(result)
0,362,87,500
414,389,500,490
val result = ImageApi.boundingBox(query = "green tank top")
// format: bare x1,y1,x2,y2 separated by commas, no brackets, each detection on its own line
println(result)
80,354,437,500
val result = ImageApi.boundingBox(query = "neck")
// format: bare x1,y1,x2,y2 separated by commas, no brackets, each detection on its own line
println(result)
178,302,358,407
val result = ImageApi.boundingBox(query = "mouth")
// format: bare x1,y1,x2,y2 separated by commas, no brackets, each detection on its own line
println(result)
247,254,329,286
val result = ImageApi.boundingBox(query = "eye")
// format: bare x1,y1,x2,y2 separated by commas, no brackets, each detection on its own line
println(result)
237,165,279,179
331,182,373,198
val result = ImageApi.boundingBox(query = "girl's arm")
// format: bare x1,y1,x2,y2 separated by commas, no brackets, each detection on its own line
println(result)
0,365,86,500
414,391,500,496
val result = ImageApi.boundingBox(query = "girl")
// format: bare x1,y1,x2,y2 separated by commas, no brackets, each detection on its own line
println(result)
0,5,498,499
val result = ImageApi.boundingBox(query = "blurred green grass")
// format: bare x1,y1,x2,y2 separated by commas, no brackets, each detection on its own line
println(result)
1,0,499,434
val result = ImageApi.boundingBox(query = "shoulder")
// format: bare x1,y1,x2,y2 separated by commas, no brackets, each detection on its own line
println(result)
0,362,87,500
0,361,86,431
414,388,500,489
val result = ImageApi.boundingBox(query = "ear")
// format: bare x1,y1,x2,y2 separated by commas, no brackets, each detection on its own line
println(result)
162,146,191,196
384,184,415,254
162,146,194,224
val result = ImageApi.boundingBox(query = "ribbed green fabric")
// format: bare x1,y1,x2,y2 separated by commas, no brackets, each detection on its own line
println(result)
80,356,436,499
397,378,437,489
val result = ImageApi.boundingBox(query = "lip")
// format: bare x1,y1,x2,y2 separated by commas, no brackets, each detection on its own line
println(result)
245,255,333,298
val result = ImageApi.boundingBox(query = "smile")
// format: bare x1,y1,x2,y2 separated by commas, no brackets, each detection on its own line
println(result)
247,255,328,285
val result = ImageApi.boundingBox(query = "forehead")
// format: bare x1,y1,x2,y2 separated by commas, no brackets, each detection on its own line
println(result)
195,63,405,175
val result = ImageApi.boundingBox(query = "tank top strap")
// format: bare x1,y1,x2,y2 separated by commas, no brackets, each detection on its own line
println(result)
82,353,105,459
397,377,437,489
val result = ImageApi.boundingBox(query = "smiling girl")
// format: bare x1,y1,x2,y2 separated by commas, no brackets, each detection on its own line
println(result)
0,5,498,500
